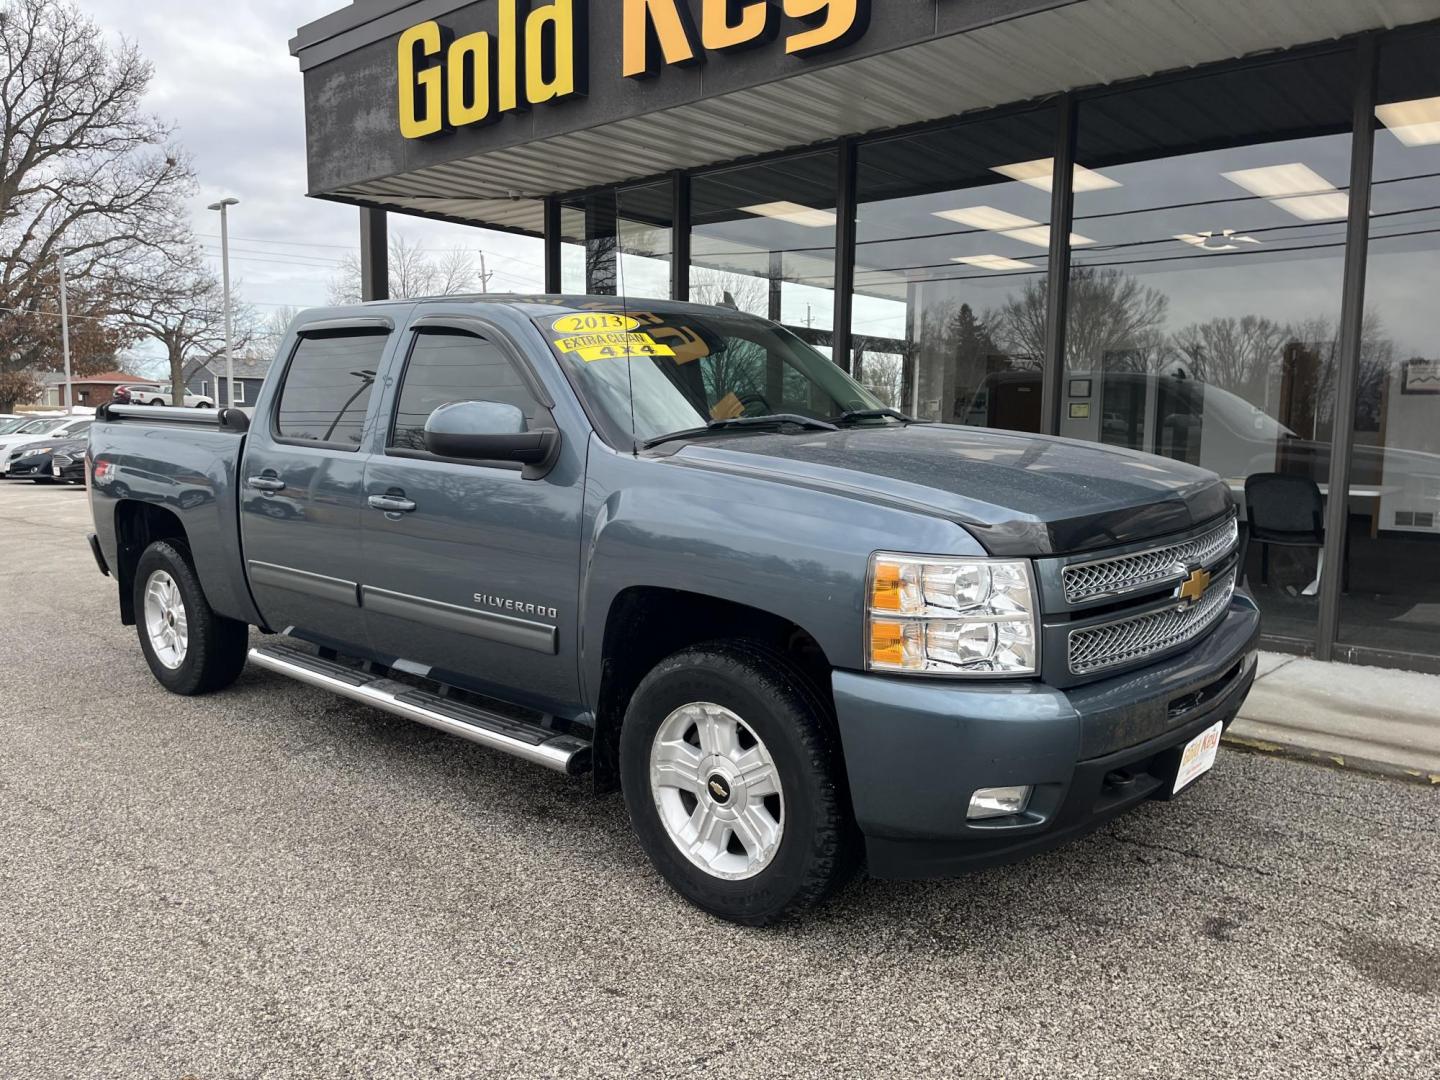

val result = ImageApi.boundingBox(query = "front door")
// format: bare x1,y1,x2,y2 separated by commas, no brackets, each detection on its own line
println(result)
239,324,392,652
360,324,585,715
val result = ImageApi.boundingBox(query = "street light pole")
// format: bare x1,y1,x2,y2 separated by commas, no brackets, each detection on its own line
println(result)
57,252,73,414
208,197,239,408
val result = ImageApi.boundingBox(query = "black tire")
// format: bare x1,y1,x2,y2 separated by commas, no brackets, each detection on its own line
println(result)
619,641,856,925
149,398,164,406
134,539,249,695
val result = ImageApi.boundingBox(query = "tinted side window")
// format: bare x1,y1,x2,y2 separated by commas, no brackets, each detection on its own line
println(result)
390,330,540,451
274,332,387,447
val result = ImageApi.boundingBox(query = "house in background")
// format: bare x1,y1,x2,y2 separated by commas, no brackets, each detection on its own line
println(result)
35,371,150,409
183,353,273,408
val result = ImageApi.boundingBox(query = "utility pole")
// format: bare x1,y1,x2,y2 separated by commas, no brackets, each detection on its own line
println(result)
208,196,239,407
57,253,73,414
478,250,493,293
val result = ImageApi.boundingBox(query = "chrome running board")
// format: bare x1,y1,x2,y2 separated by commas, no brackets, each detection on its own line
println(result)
248,643,590,775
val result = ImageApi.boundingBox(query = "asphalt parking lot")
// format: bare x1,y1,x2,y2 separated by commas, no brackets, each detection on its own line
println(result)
1,479,1437,1079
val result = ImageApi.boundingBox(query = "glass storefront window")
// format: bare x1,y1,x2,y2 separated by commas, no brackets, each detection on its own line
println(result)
1339,29,1440,660
560,180,674,297
851,106,1057,427
689,150,838,349
1064,53,1356,645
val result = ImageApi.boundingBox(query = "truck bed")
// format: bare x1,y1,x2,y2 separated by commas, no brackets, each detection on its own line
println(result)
88,404,263,627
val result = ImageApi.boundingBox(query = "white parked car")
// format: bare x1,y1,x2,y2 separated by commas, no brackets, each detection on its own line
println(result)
0,415,94,475
124,384,215,408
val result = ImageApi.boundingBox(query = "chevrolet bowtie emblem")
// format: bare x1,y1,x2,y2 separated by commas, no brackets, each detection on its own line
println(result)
1177,567,1212,605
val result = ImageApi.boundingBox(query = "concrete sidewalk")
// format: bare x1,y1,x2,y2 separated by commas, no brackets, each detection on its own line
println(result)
1229,652,1440,784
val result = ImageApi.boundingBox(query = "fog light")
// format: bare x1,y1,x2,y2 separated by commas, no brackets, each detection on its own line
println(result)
967,785,1032,820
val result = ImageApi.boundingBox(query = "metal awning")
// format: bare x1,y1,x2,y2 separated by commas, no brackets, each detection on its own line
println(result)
301,0,1440,235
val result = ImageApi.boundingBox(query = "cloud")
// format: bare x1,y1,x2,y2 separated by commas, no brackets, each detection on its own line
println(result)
85,0,546,318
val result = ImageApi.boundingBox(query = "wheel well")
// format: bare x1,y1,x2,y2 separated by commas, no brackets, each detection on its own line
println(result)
592,587,833,792
113,501,187,625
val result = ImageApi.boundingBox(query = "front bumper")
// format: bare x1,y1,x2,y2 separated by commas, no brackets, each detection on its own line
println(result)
832,592,1261,879
6,456,51,477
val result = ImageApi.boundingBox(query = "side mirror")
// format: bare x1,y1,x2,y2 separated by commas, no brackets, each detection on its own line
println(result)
424,400,559,475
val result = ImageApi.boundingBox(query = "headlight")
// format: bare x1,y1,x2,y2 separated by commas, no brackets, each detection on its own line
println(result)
17,446,49,458
866,553,1039,675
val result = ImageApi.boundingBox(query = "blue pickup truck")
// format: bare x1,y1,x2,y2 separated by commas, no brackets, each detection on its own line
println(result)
86,297,1259,923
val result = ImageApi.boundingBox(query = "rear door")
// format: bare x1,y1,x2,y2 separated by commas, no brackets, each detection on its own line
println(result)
359,316,585,715
239,317,395,653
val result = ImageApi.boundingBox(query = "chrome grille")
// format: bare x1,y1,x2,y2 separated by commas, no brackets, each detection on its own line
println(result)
1063,516,1238,605
1068,567,1237,676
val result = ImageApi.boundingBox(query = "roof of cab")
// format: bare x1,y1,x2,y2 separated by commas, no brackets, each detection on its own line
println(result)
345,293,760,321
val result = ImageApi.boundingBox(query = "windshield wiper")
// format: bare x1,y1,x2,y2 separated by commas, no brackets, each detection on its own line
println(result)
641,413,839,450
827,407,923,425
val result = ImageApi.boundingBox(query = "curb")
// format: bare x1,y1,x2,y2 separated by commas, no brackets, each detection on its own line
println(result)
1222,732,1440,787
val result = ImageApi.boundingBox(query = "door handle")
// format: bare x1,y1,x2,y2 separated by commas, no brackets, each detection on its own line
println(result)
247,475,286,492
368,494,416,513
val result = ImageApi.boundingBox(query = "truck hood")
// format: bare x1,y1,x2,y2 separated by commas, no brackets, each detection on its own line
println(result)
664,424,1233,556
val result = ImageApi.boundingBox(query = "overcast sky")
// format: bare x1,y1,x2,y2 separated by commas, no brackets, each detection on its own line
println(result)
86,0,546,360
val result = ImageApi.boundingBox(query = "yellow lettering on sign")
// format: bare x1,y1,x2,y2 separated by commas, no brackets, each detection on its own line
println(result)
783,0,869,55
398,21,446,139
447,31,494,128
527,0,580,104
499,0,522,113
702,0,776,51
623,0,699,77
398,6,583,139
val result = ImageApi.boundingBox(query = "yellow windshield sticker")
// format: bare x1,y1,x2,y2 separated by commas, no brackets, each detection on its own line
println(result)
551,313,641,334
554,330,677,362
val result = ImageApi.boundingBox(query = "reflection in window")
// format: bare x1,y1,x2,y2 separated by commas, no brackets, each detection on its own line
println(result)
850,108,1057,429
690,151,838,350
274,333,387,447
390,331,540,452
1339,29,1440,659
1063,52,1356,645
560,181,673,298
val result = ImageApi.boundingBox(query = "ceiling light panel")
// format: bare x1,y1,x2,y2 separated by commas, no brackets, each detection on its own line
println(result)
1222,163,1348,221
740,201,837,227
991,159,1122,193
952,254,1038,271
933,205,1038,230
1375,96,1440,147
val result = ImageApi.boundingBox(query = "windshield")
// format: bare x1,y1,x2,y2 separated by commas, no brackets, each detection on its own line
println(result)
534,306,887,446
19,417,65,434
0,418,32,434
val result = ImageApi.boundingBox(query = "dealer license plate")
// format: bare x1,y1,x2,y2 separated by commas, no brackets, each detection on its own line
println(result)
52,464,61,477
1172,719,1224,794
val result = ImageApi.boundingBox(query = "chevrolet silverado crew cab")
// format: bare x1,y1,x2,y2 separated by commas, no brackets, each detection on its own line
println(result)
87,297,1259,924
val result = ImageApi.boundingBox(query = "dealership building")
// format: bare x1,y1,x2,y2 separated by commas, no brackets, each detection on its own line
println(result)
290,0,1440,673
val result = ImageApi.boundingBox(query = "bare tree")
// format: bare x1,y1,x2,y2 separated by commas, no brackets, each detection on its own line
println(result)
861,353,905,408
1172,315,1289,398
113,246,250,395
0,0,192,390
252,304,301,359
328,234,478,304
988,269,1170,374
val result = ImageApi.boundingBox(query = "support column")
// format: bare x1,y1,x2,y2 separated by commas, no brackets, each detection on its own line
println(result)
832,137,857,375
1040,95,1077,437
1316,34,1378,661
670,171,690,302
359,207,388,302
544,196,563,293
